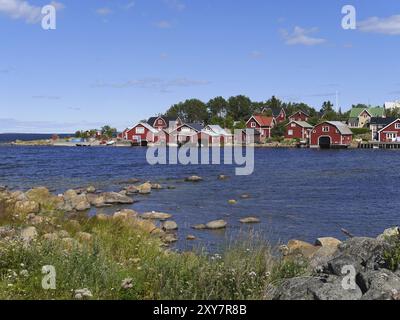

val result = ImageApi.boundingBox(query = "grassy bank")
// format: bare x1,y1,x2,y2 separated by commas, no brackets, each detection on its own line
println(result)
0,189,307,300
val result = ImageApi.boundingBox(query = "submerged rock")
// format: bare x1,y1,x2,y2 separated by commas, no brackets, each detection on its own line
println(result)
228,200,237,205
185,176,203,182
192,224,207,230
186,235,196,241
137,182,152,195
205,220,227,230
218,175,229,180
162,220,178,231
151,183,163,190
102,192,135,204
162,234,178,244
239,217,261,224
141,211,172,220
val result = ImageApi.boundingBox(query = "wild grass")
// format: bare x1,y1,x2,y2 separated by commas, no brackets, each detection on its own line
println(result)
0,196,308,300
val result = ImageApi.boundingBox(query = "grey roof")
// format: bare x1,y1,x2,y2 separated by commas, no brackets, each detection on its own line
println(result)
326,121,353,135
205,125,231,136
147,116,177,126
369,117,397,125
289,121,313,128
262,106,285,117
186,123,204,132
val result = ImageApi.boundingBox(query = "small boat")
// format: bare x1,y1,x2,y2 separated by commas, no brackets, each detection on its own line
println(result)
76,142,91,147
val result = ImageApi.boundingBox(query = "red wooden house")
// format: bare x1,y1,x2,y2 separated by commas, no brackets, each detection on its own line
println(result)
147,116,182,131
122,122,159,145
262,107,286,123
288,110,310,122
246,115,276,139
378,119,400,142
310,121,353,149
285,121,313,140
168,123,204,145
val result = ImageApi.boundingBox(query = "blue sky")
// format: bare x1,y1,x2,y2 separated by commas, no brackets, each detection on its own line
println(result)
1,0,400,133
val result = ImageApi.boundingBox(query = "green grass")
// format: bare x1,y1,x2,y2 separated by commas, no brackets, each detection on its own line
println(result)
0,194,308,300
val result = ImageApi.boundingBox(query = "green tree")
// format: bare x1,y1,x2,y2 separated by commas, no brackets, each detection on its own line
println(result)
207,96,227,118
165,99,209,123
101,125,117,139
227,95,252,121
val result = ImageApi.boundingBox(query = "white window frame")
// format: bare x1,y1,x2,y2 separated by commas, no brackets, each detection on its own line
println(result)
251,122,256,128
288,130,293,136
322,126,330,133
395,123,400,130
136,127,145,134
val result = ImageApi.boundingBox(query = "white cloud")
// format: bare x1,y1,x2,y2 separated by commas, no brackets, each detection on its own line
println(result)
0,0,64,24
92,77,210,91
154,20,172,29
96,7,113,16
358,15,400,35
281,26,326,46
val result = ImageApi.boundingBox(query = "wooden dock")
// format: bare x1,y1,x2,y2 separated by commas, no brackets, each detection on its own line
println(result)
359,142,400,149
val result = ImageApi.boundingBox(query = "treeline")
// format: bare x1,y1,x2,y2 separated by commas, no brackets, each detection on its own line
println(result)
164,95,350,131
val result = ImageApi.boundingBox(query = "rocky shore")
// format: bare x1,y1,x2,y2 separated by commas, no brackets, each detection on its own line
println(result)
1,180,400,300
272,229,400,300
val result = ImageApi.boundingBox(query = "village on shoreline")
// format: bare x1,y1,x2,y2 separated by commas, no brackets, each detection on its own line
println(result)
9,97,400,150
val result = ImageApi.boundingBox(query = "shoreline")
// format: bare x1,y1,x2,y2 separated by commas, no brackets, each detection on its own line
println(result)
2,139,365,149
1,183,400,300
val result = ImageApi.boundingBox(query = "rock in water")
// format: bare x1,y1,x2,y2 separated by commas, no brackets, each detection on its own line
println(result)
140,211,172,220
102,192,134,204
192,224,207,230
185,176,203,182
138,182,152,195
206,220,227,230
162,220,178,231
239,217,260,224
163,234,178,244
228,200,237,205
186,235,196,240
71,194,91,211
218,175,229,180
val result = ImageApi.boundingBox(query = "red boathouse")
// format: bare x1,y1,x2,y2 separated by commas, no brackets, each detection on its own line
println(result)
310,121,353,149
